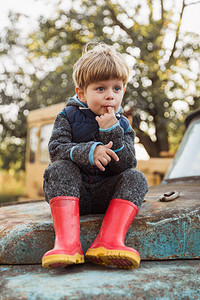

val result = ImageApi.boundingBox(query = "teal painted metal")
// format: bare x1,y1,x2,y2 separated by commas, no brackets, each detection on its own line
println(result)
135,209,200,259
0,182,199,264
0,261,200,299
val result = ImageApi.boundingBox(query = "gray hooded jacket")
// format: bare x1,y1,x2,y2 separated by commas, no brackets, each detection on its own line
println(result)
48,95,137,182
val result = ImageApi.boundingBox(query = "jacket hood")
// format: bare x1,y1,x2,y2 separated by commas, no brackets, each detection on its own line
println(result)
66,94,88,108
66,94,124,115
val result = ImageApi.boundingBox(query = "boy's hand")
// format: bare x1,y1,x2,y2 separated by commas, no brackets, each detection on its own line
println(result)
93,141,119,171
96,107,118,129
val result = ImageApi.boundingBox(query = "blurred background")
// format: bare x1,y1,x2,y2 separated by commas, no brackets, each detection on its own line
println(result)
0,0,200,204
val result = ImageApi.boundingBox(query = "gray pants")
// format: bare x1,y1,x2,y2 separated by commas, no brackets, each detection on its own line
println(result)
43,160,148,215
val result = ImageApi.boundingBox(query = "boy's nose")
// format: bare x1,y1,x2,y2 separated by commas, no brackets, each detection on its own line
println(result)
105,90,114,100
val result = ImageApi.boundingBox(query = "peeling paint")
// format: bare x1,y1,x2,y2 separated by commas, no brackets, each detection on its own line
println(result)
0,183,200,264
0,261,199,299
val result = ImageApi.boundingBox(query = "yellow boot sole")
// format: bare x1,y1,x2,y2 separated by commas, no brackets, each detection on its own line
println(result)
85,247,140,269
42,253,85,268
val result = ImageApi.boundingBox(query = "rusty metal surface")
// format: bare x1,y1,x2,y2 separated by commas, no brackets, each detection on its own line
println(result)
0,260,200,299
0,182,199,264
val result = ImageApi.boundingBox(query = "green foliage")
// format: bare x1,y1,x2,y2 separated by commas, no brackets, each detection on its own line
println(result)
26,0,200,156
0,0,200,171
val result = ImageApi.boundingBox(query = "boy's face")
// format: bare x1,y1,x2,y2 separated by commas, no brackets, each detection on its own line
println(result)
76,79,126,116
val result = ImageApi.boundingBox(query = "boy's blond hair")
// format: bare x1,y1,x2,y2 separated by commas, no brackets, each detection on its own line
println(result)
73,43,130,90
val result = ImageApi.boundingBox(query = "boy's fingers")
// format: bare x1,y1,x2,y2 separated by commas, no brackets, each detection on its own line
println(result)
95,160,105,171
105,141,113,149
104,154,111,162
100,158,108,166
107,107,114,114
106,149,119,162
95,116,100,123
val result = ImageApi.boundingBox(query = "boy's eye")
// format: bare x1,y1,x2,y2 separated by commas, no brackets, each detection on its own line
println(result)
97,87,104,91
114,86,121,91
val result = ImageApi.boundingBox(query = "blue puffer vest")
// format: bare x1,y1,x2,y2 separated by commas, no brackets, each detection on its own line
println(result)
61,105,130,183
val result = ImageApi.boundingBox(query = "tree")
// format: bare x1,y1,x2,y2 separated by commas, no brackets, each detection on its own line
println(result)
27,0,200,156
0,13,39,171
1,0,200,171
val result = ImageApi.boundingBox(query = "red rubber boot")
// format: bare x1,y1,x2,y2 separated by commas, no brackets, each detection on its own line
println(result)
85,198,140,269
42,196,84,268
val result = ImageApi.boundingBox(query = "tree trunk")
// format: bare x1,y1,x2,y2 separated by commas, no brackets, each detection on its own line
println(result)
155,121,169,154
135,129,160,157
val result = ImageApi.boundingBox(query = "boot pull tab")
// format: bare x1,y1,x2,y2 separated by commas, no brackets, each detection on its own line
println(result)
159,191,180,202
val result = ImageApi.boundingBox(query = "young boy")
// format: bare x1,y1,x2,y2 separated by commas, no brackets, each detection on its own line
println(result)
42,43,148,270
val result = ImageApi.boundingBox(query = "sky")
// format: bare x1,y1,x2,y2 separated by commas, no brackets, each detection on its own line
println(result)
1,0,200,35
